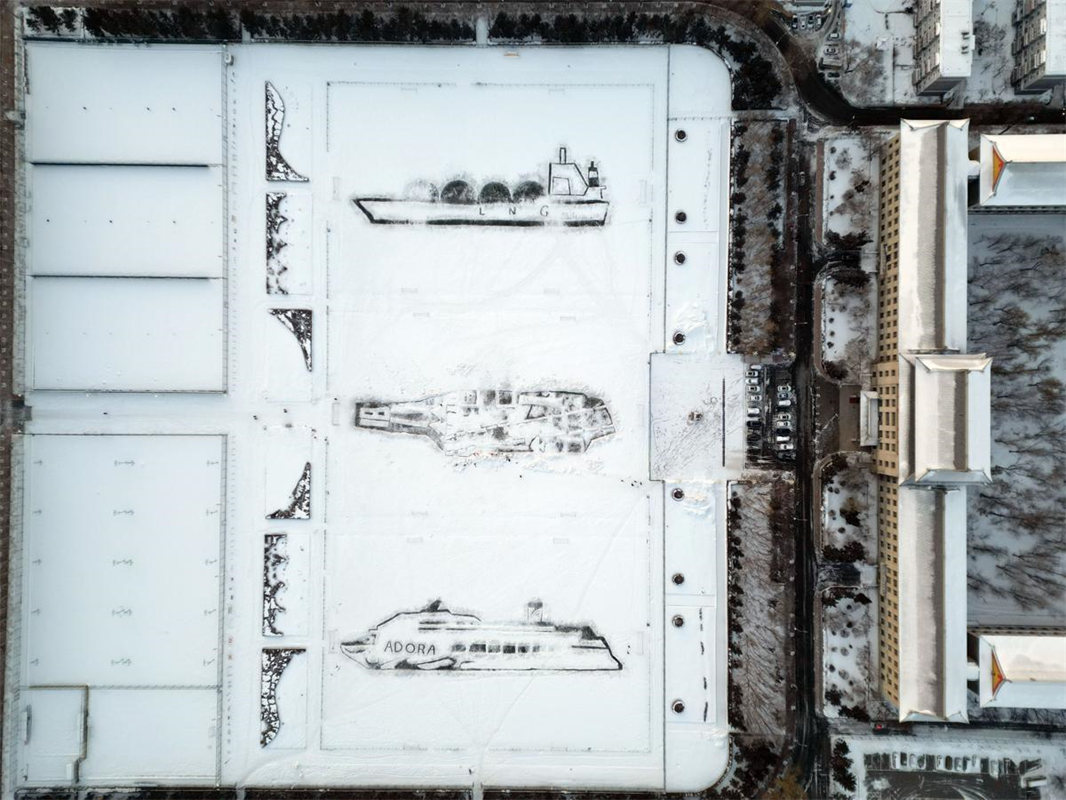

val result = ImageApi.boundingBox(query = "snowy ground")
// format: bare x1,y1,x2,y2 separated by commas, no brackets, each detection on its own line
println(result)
7,42,747,795
819,272,875,385
819,588,875,721
820,134,877,265
966,213,1066,628
830,730,1066,800
819,455,876,562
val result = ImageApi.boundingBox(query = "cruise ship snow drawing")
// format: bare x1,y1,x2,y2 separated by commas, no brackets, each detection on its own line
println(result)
354,389,615,456
353,147,608,226
340,600,622,672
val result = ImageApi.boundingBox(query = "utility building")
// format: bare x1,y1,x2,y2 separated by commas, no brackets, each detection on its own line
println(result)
975,133,1066,210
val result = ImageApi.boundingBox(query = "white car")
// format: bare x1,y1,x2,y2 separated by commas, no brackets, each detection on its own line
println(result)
776,442,794,452
747,406,761,418
776,398,792,408
745,377,761,386
775,412,792,424
775,435,790,443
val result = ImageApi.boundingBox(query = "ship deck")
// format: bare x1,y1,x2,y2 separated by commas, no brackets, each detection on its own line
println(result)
9,42,742,794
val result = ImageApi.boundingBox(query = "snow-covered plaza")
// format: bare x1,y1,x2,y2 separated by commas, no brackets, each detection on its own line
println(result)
6,42,747,793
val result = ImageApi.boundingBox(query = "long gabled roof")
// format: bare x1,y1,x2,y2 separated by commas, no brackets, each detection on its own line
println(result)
896,119,970,354
896,485,969,723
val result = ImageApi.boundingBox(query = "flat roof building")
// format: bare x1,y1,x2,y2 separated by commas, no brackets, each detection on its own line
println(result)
1012,0,1066,94
913,0,974,96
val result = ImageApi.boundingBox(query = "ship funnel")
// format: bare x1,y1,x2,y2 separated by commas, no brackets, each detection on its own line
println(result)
527,599,544,623
558,146,567,164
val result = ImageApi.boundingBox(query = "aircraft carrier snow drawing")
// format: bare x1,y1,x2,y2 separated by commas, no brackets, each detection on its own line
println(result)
353,389,615,456
353,147,608,226
340,600,622,672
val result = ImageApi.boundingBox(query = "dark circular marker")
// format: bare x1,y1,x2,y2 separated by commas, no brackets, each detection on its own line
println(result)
674,129,687,142
673,331,686,345
672,699,685,714
672,488,685,501
674,251,686,265
672,614,685,628
672,573,685,585
675,210,687,223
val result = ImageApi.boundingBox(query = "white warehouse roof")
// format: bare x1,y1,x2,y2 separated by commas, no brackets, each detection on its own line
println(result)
977,634,1066,709
978,134,1066,207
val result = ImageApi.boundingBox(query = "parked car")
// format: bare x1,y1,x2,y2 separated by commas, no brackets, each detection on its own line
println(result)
777,384,793,395
749,393,762,404
775,412,793,425
775,428,792,438
776,398,792,409
775,435,790,443
747,406,761,418
746,419,762,429
777,442,795,452
746,377,761,386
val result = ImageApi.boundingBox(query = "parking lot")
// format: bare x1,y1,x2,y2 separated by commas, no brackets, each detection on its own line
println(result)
744,364,797,465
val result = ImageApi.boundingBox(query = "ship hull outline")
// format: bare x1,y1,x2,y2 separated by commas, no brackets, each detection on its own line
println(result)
354,198,608,227
340,602,622,673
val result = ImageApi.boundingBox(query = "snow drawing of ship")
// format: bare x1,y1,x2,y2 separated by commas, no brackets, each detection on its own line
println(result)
353,389,615,456
340,600,622,671
353,147,608,226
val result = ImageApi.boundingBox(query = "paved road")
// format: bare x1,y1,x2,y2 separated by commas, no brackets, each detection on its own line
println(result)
790,138,826,798
706,1,1066,127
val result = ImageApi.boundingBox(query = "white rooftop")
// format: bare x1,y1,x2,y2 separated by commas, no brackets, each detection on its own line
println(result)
896,119,970,354
8,40,744,795
895,486,969,723
909,353,992,485
934,0,974,79
978,134,1066,207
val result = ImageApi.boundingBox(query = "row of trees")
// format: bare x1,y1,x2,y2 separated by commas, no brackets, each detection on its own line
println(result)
967,231,1066,613
728,122,793,356
727,480,794,737
25,6,783,109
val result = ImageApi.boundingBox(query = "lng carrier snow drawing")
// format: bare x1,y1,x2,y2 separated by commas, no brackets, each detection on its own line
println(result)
353,147,609,226
354,389,615,456
340,600,622,671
